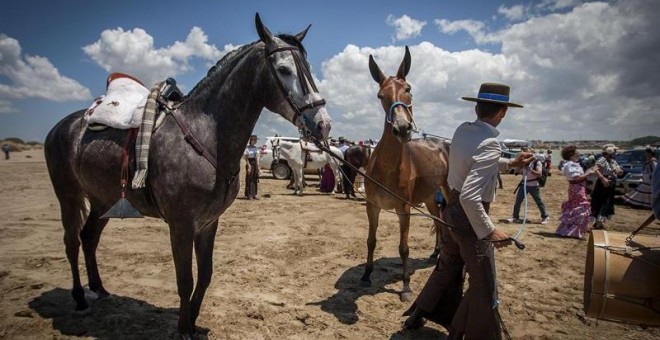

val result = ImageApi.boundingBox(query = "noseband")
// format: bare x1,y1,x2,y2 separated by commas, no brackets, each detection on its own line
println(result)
265,45,326,137
388,101,417,132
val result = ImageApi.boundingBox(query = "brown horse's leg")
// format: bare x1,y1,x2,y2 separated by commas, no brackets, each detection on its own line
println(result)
190,220,219,328
169,223,195,338
80,207,110,298
360,202,381,286
397,205,413,302
425,197,442,260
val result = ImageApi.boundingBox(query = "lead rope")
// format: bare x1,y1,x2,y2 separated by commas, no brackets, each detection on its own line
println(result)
315,141,525,250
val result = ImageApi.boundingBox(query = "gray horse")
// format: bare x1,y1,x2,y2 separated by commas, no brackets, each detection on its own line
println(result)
44,14,331,338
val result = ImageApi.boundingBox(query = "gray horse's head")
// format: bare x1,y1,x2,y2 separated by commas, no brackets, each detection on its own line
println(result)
256,14,331,143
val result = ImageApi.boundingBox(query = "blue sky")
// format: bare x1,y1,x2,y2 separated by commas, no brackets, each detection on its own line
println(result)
1,0,658,142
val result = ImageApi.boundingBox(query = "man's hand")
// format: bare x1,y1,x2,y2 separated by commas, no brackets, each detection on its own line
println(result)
487,228,512,249
507,151,535,169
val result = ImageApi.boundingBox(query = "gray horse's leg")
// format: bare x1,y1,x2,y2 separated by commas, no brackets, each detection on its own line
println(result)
397,205,413,302
80,206,110,298
190,220,219,327
169,222,195,338
62,207,88,311
361,203,381,286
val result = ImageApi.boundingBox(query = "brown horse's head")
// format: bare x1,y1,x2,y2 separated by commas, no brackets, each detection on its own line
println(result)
369,46,415,143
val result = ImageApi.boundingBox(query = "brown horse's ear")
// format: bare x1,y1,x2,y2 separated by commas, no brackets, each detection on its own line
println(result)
255,13,274,45
369,55,386,84
295,24,311,42
396,46,411,80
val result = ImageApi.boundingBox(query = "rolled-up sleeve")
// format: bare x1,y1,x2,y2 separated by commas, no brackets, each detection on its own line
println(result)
459,138,501,240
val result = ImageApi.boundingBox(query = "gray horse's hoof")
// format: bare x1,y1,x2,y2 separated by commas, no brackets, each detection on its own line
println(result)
72,306,91,317
400,291,413,302
359,279,371,287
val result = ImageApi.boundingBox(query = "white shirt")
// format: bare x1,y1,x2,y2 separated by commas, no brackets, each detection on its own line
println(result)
448,119,509,240
244,145,259,159
562,160,583,180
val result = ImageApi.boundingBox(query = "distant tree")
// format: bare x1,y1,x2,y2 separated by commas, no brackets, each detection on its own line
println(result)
630,136,660,146
1,137,25,145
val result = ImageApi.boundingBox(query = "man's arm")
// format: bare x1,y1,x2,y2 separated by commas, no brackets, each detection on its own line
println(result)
459,138,503,240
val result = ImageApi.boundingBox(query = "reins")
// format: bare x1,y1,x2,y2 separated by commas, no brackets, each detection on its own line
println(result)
315,141,525,250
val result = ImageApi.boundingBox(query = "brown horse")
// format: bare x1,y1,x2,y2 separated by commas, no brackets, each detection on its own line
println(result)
360,46,450,302
341,144,373,199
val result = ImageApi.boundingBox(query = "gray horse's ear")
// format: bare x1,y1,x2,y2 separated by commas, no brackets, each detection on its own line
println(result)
255,13,274,45
369,55,386,84
295,24,311,42
396,46,411,80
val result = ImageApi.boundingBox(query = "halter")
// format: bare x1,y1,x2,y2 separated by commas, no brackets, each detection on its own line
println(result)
388,101,418,133
265,45,326,138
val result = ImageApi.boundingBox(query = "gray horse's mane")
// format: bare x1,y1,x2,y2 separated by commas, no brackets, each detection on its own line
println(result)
185,41,259,98
185,33,307,99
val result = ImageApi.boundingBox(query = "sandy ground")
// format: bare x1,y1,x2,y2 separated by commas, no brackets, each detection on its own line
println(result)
0,148,659,339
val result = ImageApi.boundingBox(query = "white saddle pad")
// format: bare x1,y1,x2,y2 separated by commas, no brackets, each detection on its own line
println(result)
85,77,149,129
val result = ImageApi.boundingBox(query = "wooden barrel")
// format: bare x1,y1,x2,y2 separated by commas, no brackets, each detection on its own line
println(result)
584,230,660,325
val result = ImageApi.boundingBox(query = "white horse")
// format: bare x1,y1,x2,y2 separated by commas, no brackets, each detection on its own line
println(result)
278,140,343,195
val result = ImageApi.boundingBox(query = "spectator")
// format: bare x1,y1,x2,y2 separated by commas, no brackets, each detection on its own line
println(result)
319,163,335,194
622,147,657,209
243,135,260,199
591,146,623,229
545,149,553,176
555,145,593,239
507,151,550,224
2,144,10,160
653,160,660,219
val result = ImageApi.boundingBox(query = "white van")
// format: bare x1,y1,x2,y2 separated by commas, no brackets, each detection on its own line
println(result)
259,136,300,179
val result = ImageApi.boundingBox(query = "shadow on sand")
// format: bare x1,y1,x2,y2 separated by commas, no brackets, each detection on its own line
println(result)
307,257,436,325
29,288,208,339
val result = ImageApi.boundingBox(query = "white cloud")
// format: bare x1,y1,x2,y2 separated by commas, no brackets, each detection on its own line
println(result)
252,0,660,142
386,15,427,41
83,26,237,87
498,4,526,21
434,19,496,44
0,34,91,112
537,0,582,11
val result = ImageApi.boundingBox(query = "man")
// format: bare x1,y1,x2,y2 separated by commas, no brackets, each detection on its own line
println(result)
507,150,550,225
2,144,9,160
403,83,533,339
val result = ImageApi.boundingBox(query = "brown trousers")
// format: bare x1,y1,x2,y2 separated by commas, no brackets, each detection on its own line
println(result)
408,190,503,339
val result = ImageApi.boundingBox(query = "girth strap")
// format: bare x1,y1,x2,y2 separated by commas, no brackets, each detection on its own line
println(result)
168,110,217,169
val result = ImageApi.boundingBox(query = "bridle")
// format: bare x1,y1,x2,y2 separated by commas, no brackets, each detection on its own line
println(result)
264,44,326,139
387,101,418,133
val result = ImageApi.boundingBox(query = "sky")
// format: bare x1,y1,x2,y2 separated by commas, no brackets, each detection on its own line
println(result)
1,0,659,143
